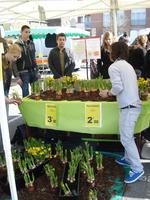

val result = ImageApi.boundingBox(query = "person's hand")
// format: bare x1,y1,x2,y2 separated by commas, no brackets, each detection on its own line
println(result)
99,89,109,98
16,78,23,86
5,97,22,105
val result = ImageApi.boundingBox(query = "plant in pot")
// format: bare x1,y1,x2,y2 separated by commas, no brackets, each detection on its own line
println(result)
31,81,41,100
60,181,72,196
45,76,55,99
74,80,82,100
138,77,149,101
83,142,93,162
23,172,35,192
12,149,21,163
25,155,36,170
44,164,58,192
148,80,150,93
89,79,99,101
18,159,28,174
60,149,68,165
88,189,98,200
53,80,63,100
45,143,52,159
84,80,91,100
95,151,103,171
25,137,47,165
95,77,104,101
55,140,63,158
0,154,6,171
67,147,81,182
67,149,81,183
81,161,95,187
66,84,74,100
40,77,49,100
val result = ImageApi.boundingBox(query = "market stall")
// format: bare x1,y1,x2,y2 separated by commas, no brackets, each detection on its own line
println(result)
19,98,150,134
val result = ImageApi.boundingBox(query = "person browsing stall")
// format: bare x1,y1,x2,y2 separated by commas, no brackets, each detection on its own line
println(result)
0,43,22,152
14,25,39,97
48,33,75,79
100,42,144,184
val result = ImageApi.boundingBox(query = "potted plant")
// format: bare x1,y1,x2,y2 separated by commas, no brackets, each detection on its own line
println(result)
138,77,149,100
83,143,93,162
44,164,58,192
0,154,6,171
55,140,63,158
81,161,95,187
25,155,36,170
18,159,28,174
95,151,103,171
31,81,41,100
23,172,35,192
53,80,63,100
60,181,72,197
12,149,21,163
66,85,74,100
60,149,68,165
88,189,98,200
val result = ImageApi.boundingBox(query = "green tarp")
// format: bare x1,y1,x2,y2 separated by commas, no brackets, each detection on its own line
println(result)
19,98,150,134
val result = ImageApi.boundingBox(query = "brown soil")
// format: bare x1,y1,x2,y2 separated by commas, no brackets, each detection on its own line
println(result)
0,156,125,200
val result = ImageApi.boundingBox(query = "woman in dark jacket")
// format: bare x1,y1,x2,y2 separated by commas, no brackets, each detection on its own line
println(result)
128,35,147,78
97,32,114,79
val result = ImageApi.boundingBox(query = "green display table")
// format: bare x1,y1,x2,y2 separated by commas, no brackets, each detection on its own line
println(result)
19,98,150,134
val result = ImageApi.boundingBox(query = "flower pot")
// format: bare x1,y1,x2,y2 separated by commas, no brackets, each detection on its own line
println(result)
40,92,48,100
51,186,58,193
27,185,35,192
90,90,99,101
140,93,148,101
106,95,116,102
34,94,41,100
84,91,90,101
66,93,74,100
55,95,62,100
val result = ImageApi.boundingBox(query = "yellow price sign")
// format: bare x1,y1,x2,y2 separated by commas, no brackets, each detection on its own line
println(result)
85,103,101,127
45,104,57,126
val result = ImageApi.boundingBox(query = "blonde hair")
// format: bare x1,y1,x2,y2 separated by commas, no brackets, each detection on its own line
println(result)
8,44,21,54
137,35,148,48
102,31,113,51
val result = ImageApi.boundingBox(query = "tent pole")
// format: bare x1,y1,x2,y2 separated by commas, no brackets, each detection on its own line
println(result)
110,0,118,38
0,43,18,200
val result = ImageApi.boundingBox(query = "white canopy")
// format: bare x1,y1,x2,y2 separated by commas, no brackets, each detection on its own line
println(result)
0,0,150,24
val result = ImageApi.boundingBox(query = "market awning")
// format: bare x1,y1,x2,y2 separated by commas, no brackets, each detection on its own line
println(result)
5,27,90,38
0,0,150,24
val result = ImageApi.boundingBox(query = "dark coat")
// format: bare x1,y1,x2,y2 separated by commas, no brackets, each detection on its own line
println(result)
97,48,113,79
48,47,75,79
15,38,37,73
143,49,150,78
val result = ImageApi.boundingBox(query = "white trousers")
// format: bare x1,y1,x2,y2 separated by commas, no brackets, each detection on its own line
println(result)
119,107,143,172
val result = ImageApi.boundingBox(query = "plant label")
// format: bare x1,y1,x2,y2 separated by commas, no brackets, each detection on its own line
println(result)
85,103,101,127
45,104,57,126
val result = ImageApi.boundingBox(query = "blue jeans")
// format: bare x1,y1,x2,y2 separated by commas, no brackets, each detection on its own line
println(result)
119,107,143,172
20,70,38,97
